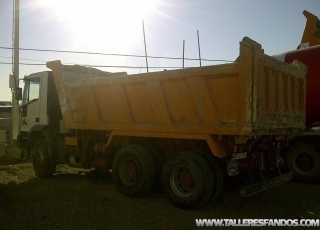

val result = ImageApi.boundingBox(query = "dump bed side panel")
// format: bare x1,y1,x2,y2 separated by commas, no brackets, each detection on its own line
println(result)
47,37,306,137
49,63,247,135
253,55,306,134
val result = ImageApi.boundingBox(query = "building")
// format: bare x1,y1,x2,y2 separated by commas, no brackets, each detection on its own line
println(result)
0,104,12,156
0,101,11,106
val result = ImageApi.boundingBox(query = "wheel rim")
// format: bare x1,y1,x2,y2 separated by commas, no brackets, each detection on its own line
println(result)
33,147,44,168
119,157,139,185
295,152,315,173
169,165,195,198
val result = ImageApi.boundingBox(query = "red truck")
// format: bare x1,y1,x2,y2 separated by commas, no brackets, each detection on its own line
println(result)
274,10,320,181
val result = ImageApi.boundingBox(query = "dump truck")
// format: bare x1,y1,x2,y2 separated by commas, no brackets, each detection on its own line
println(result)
298,10,320,49
15,37,307,209
274,10,320,181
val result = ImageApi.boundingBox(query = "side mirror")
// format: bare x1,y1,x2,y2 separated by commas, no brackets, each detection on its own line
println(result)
15,88,22,100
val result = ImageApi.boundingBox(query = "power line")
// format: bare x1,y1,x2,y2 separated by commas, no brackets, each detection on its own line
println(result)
0,46,233,63
0,62,43,66
0,55,45,63
0,61,184,69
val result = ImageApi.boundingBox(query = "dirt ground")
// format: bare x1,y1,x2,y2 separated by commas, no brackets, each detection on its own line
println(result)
0,156,319,230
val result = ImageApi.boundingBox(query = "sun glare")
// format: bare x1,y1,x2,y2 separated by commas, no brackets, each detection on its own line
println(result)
36,0,158,50
37,0,156,20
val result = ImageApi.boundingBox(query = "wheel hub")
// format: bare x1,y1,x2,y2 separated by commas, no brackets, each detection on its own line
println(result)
170,165,195,198
179,171,195,190
119,157,139,185
34,148,44,166
127,161,138,180
296,152,315,173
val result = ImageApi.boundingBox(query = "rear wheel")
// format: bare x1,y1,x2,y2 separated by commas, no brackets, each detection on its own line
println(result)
112,145,156,197
286,143,320,181
191,150,223,203
144,146,165,192
32,138,56,178
161,152,214,209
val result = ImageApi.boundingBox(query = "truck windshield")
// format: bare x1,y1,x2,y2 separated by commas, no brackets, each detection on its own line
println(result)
22,78,40,105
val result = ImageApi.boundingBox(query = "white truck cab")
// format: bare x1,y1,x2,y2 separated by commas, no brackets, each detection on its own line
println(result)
17,71,63,160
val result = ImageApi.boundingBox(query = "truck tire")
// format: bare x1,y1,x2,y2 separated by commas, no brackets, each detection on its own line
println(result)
32,138,56,178
191,150,223,204
286,143,320,181
144,146,166,192
161,152,214,209
112,145,156,197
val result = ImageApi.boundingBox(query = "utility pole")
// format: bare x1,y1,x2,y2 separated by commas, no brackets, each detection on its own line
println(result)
11,0,20,145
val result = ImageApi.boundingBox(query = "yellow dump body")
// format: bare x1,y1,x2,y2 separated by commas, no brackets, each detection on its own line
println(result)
47,37,306,142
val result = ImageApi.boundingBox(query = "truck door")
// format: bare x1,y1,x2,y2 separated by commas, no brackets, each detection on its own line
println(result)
20,76,41,132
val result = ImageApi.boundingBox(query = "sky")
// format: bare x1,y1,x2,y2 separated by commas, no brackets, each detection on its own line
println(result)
0,0,319,102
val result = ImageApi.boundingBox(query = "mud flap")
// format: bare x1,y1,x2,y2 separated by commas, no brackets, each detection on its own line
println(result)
239,172,293,196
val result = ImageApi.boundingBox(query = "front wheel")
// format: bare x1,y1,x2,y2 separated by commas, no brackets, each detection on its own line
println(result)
32,138,56,178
